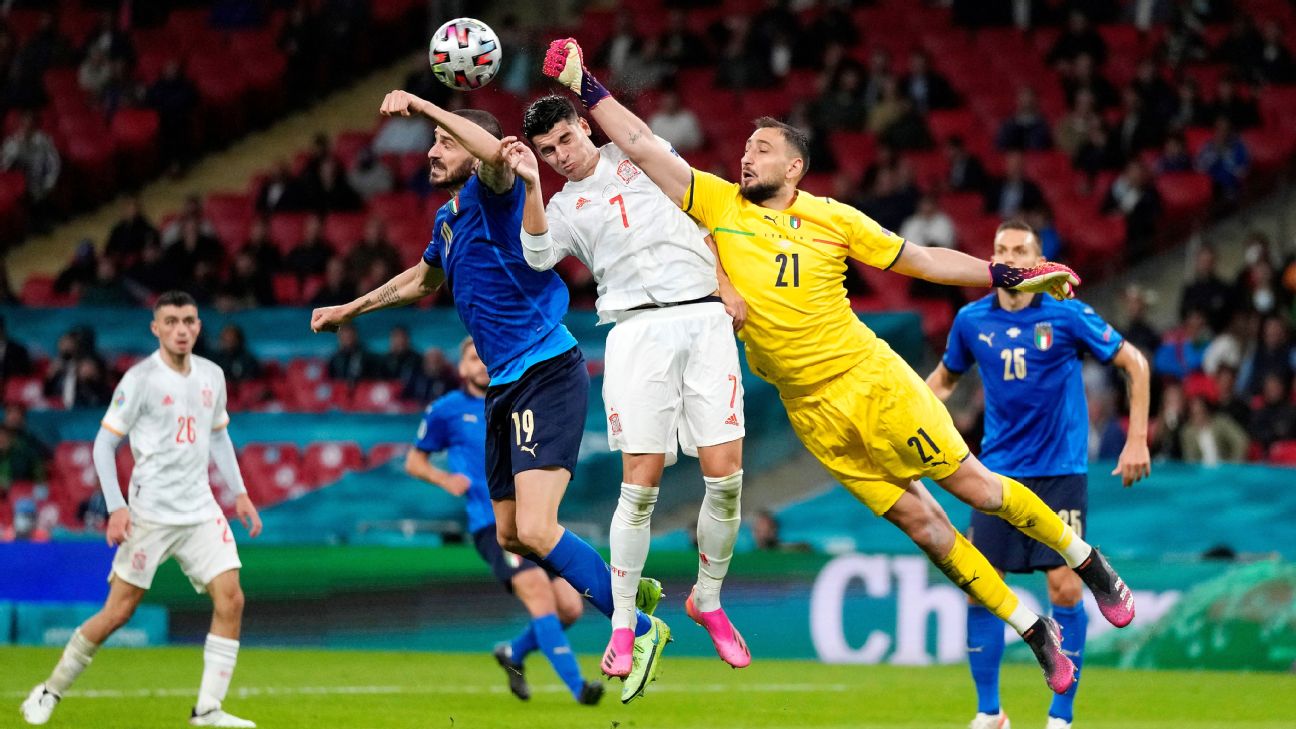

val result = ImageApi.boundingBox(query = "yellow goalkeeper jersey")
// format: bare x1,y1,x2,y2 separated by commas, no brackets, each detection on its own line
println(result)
683,168,906,393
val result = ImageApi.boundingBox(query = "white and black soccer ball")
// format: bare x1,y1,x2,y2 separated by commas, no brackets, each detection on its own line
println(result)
429,17,502,91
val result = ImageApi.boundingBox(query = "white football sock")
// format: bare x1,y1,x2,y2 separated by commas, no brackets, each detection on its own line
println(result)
1007,603,1040,635
196,634,240,713
693,470,742,613
46,628,99,695
609,482,657,631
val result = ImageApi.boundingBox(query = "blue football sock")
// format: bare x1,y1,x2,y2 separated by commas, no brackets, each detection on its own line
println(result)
1049,602,1088,722
536,529,653,637
510,623,538,660
531,613,585,697
967,605,1005,715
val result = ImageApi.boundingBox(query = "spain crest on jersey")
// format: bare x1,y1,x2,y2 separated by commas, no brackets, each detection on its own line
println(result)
1034,322,1054,351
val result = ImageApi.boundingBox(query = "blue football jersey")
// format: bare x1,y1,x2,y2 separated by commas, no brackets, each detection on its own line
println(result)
413,389,493,534
942,294,1125,477
423,175,578,385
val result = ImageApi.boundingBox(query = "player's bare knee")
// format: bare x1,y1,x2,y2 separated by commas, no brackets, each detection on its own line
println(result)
515,523,559,555
557,595,583,624
1048,569,1084,607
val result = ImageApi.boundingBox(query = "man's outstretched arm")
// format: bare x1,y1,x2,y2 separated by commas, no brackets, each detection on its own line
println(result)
543,38,692,205
310,260,444,332
889,243,1080,300
379,90,514,193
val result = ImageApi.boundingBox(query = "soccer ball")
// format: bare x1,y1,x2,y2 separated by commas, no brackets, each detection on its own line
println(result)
429,17,502,91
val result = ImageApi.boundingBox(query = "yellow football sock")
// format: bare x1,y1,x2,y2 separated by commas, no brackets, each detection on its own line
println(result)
988,474,1089,567
935,532,1022,624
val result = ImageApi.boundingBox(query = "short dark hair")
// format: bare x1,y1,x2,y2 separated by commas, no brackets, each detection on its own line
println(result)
154,290,196,311
523,95,579,140
452,109,502,139
995,218,1041,254
754,116,811,178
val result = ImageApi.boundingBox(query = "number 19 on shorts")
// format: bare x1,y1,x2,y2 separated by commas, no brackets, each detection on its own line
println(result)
511,409,535,446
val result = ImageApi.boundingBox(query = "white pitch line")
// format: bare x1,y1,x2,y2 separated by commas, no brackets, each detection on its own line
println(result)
2,683,853,700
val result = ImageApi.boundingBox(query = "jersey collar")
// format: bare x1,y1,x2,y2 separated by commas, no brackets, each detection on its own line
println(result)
990,292,1043,311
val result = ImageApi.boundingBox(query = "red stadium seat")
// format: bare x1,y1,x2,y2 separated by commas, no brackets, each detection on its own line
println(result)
325,213,368,253
1268,440,1296,466
1156,172,1213,223
240,443,301,472
303,442,364,484
290,379,351,412
367,442,409,467
21,275,76,307
828,132,876,178
368,191,423,224
1183,372,1219,401
272,273,302,306
110,108,161,183
270,213,310,253
334,130,375,170
351,381,410,413
4,377,46,408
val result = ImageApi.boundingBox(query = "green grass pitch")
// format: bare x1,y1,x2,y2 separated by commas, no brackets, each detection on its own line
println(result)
2,646,1291,728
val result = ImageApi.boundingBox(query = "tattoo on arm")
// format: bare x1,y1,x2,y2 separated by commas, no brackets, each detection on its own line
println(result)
628,131,642,145
376,282,401,307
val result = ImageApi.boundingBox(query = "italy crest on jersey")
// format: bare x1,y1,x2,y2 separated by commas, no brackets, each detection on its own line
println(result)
789,215,801,229
1034,322,1054,351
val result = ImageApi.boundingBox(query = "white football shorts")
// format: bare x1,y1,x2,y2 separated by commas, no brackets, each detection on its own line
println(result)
110,514,242,593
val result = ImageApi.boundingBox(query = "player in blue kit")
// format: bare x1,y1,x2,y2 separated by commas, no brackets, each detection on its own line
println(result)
310,89,669,703
926,221,1152,729
404,337,603,705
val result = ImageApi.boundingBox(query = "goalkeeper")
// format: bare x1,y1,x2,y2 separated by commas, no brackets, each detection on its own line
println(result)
541,38,1137,698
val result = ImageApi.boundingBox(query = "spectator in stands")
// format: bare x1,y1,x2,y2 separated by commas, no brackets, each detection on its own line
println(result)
648,90,704,153
124,239,169,296
1163,2,1211,66
751,509,811,552
1256,20,1296,84
162,218,224,286
1055,88,1102,157
44,332,111,409
1182,247,1233,331
347,147,394,201
287,214,335,279
187,260,223,306
221,250,276,309
1243,315,1295,396
1204,309,1256,375
1214,366,1252,427
1087,390,1127,460
875,84,932,151
813,64,868,131
786,100,838,173
1073,117,1123,184
714,15,775,89
77,45,114,99
1236,256,1280,317
54,240,98,295
2,498,50,543
1180,396,1250,465
901,50,958,113
161,194,216,247
4,403,48,460
899,194,956,249
1131,58,1177,121
798,2,857,63
145,59,201,172
1213,16,1263,74
1207,76,1261,131
304,157,363,213
945,136,990,194
860,167,918,233
82,11,135,66
327,323,379,385
279,3,324,101
1196,117,1249,201
0,422,46,490
257,161,307,213
1169,78,1211,131
402,347,459,404
657,9,712,71
596,10,654,86
1249,373,1296,451
382,325,421,382
1,111,60,215
829,172,865,210
7,11,73,108
1025,206,1063,260
1152,382,1187,459
344,218,401,276
1047,9,1108,69
0,315,32,382
1154,309,1211,378
210,324,261,384
996,87,1053,151
1120,285,1163,361
372,114,434,156
1114,87,1166,161
984,151,1044,218
310,258,356,307
861,144,900,192
104,196,160,270
1063,53,1119,111
77,490,109,533
867,76,907,134
1158,133,1194,173
79,258,135,307
1103,159,1163,254
243,216,283,276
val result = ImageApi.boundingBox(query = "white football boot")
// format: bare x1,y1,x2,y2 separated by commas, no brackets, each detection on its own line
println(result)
969,711,1011,729
19,684,60,725
1044,718,1072,729
190,707,256,728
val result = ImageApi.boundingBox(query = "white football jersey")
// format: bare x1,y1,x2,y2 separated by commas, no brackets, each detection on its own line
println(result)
101,351,229,526
544,140,719,323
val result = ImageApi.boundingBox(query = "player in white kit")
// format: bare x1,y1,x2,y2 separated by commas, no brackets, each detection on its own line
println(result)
21,291,262,729
502,94,750,682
